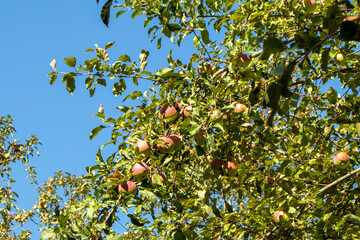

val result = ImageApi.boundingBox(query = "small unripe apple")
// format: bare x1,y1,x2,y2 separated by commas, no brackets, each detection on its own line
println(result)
151,173,167,185
234,103,247,113
235,52,251,67
273,211,290,224
118,180,137,195
302,0,316,12
169,134,183,152
223,161,238,177
157,136,174,153
131,162,150,180
195,131,206,145
333,152,349,165
184,105,193,118
134,140,151,157
159,104,178,123
335,53,344,62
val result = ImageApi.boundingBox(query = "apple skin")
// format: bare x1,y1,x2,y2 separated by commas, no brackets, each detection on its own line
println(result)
333,152,350,165
194,131,206,145
157,136,174,153
273,211,290,225
169,134,183,152
118,180,137,195
236,52,251,67
159,105,178,123
223,161,238,177
131,162,150,180
151,173,167,185
210,109,221,119
234,103,247,113
134,140,151,157
184,105,193,118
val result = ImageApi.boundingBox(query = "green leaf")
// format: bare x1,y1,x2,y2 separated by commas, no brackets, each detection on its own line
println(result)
139,49,149,62
85,76,94,89
101,0,113,27
140,190,157,203
193,35,200,50
49,75,57,85
115,10,126,19
356,122,360,135
200,30,210,44
40,229,56,240
105,41,115,49
259,36,284,60
321,48,330,71
327,87,337,104
172,229,186,240
65,76,75,94
118,55,131,62
127,214,145,226
64,57,76,67
272,62,285,76
96,46,109,62
90,125,106,140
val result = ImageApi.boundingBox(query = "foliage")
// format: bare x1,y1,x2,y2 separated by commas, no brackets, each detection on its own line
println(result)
44,0,360,239
0,116,40,239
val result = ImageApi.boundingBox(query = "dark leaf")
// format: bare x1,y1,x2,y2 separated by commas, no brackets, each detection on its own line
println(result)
101,0,113,27
90,125,106,140
259,36,284,60
127,214,145,226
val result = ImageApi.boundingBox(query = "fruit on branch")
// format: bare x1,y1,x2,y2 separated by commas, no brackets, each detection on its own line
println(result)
333,152,350,165
176,102,183,111
118,180,137,195
234,103,247,113
184,105,193,118
223,161,238,177
151,173,167,185
134,139,151,157
159,104,178,123
195,131,206,145
273,211,290,224
302,0,316,12
235,52,251,67
197,64,213,74
335,53,345,63
240,156,251,163
157,136,174,153
211,158,224,168
131,162,150,180
169,134,183,152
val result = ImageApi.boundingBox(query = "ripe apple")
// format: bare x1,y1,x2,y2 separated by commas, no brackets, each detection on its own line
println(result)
134,140,151,157
234,103,247,113
151,173,167,185
333,152,349,165
211,158,224,168
159,104,178,123
235,52,251,67
157,136,174,153
223,161,238,177
195,131,206,145
273,211,290,224
302,0,316,12
184,105,193,118
118,180,137,195
169,134,183,152
131,162,150,180
210,109,221,119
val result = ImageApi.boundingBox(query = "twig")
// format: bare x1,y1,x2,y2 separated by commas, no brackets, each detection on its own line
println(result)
103,194,122,224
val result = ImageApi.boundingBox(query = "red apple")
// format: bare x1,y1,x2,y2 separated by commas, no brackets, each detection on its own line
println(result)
131,162,150,180
333,152,349,165
210,109,221,119
184,105,193,118
240,156,251,163
159,104,178,123
273,211,290,224
236,52,251,67
151,173,167,185
157,136,174,153
223,161,238,177
118,180,137,195
134,140,151,157
195,131,206,145
169,134,183,152
234,103,247,113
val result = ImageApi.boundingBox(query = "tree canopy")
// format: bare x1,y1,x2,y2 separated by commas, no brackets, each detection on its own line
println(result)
3,0,360,239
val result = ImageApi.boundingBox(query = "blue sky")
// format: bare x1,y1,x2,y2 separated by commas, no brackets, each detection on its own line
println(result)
0,1,196,238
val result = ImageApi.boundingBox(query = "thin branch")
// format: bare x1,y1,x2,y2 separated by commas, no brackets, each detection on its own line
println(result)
103,194,122,225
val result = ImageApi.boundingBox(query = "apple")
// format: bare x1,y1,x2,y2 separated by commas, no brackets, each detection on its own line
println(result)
176,102,183,110
211,158,224,168
131,162,150,180
197,64,213,74
240,156,251,163
302,0,316,12
210,109,221,119
333,152,349,165
169,134,183,152
223,161,238,177
184,105,193,118
157,136,174,153
195,131,206,145
151,173,167,185
234,103,247,113
118,180,137,195
335,53,345,63
235,52,251,67
134,140,151,157
273,211,290,224
159,104,178,123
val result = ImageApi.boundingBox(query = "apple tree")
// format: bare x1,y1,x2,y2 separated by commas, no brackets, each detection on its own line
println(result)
41,0,360,239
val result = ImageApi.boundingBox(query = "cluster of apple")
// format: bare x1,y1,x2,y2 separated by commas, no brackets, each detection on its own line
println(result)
116,101,248,195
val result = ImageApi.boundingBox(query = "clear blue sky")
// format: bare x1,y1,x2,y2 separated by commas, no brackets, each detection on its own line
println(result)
0,1,195,238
